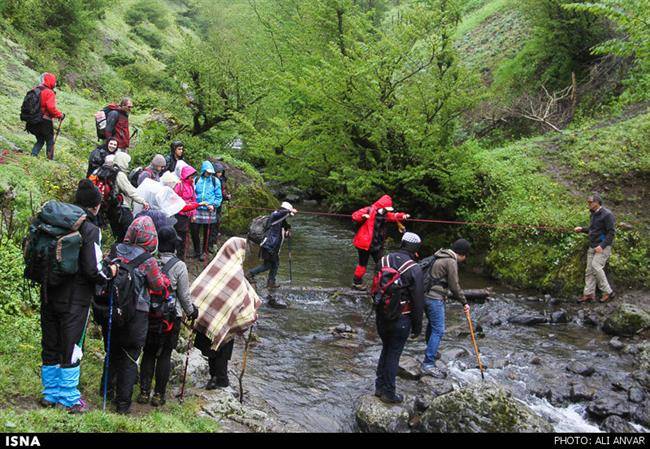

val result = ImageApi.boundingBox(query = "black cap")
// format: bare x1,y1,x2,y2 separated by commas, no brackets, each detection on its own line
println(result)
75,179,102,209
452,238,471,256
158,226,181,253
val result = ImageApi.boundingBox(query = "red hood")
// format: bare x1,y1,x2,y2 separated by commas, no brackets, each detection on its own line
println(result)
372,195,393,210
41,73,57,90
124,216,158,253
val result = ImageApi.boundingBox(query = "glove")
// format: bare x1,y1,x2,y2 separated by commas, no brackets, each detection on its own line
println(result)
60,113,66,121
188,306,199,321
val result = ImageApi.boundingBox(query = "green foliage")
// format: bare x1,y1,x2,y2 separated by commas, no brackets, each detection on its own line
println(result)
126,0,171,29
131,23,164,49
0,238,37,318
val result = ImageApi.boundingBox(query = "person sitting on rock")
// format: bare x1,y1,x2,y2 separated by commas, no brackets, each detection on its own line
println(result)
421,239,471,379
374,232,424,404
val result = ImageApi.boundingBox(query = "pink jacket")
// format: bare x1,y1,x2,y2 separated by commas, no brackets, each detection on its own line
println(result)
174,165,199,218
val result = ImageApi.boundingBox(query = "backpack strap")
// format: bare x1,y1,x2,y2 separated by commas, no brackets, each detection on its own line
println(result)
161,256,181,276
125,252,153,270
397,259,416,275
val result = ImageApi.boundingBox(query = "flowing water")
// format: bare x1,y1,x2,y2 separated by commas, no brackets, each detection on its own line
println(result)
223,211,645,432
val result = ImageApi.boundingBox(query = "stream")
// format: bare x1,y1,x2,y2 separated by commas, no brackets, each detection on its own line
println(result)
200,211,647,433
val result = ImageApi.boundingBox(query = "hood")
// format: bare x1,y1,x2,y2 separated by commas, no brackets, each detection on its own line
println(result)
40,73,57,90
434,249,456,260
113,151,131,172
200,161,215,175
372,195,393,210
213,161,226,173
123,216,158,253
180,165,197,180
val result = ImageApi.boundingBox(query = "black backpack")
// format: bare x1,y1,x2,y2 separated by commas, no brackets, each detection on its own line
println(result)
23,201,87,288
370,254,416,320
93,252,152,328
418,255,441,293
148,257,181,334
128,166,144,187
247,213,287,245
20,87,43,125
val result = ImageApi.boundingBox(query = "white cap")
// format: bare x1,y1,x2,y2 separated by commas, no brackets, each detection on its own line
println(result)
401,232,421,244
384,206,394,212
281,201,297,215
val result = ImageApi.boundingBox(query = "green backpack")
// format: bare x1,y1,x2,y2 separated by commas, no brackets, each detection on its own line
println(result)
24,201,87,286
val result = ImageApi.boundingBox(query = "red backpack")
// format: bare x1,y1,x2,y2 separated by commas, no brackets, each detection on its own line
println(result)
88,165,121,208
371,255,416,320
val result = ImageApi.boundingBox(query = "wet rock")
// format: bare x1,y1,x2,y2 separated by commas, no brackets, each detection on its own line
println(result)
602,304,650,337
418,377,454,397
330,339,361,349
635,342,650,371
569,383,596,402
416,384,552,432
530,356,543,366
576,310,600,327
566,361,595,377
328,323,357,339
601,415,638,433
268,297,289,309
587,393,630,419
199,389,273,432
171,348,209,386
440,347,469,362
609,337,625,351
507,314,548,326
355,395,411,433
529,386,552,401
549,298,562,306
631,404,650,427
628,387,645,404
398,355,422,380
631,370,650,391
550,310,569,324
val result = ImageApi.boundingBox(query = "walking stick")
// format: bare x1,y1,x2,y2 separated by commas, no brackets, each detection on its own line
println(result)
179,318,196,403
238,327,254,404
288,237,293,284
464,308,485,380
49,116,64,160
102,286,114,411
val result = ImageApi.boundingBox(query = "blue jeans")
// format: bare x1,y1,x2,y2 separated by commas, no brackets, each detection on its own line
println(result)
375,314,411,396
423,298,445,365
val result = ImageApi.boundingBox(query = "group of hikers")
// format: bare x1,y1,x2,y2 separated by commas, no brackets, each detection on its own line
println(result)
21,72,618,415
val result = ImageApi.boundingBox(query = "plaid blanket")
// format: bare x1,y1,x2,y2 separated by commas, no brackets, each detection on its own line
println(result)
194,207,219,224
190,237,261,350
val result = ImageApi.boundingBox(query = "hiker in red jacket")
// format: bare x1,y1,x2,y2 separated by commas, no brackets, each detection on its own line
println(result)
26,73,64,159
351,195,410,289
104,98,132,151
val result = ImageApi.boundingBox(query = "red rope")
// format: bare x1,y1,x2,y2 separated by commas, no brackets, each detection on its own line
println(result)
225,205,574,233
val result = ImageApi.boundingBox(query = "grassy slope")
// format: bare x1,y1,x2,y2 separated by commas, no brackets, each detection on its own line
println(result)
455,1,649,293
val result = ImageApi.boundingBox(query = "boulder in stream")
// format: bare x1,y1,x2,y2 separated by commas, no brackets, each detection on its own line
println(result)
398,355,422,380
566,361,595,377
608,337,625,351
550,310,569,324
601,415,638,433
602,304,650,337
355,394,411,433
587,393,631,419
416,384,552,432
507,314,548,326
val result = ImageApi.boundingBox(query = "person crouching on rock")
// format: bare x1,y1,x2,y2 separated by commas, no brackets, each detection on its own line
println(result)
351,195,410,290
247,202,297,290
137,227,198,406
192,238,262,390
421,239,471,379
374,232,424,404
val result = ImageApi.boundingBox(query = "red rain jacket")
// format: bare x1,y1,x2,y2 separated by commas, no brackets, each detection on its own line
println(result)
38,73,63,121
351,195,407,251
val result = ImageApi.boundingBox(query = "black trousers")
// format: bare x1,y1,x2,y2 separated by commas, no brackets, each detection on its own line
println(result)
40,300,89,368
174,215,191,260
108,206,134,243
375,314,411,396
207,339,234,382
190,222,218,255
140,317,181,396
28,120,55,159
99,311,148,411
358,248,383,268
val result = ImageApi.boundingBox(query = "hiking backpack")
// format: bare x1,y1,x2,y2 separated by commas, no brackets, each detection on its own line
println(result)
93,252,152,328
418,255,441,293
20,87,43,125
88,165,121,209
370,255,416,320
94,107,110,140
23,201,87,287
128,166,144,187
247,214,288,245
148,257,181,334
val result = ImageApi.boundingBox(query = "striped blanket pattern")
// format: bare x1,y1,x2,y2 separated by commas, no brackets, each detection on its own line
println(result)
190,237,261,350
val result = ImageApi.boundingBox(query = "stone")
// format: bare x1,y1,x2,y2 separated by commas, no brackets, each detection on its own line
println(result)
355,394,411,433
418,377,454,397
566,361,595,377
530,356,542,366
628,387,645,404
416,384,552,432
550,310,569,324
440,347,469,362
507,314,548,326
398,355,422,380
587,394,631,419
600,415,638,433
631,404,650,427
569,383,596,402
602,304,650,337
549,298,562,306
609,337,625,351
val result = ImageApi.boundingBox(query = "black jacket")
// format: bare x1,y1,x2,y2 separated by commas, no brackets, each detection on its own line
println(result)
43,210,112,305
261,208,292,255
582,207,616,248
87,145,108,177
387,250,424,336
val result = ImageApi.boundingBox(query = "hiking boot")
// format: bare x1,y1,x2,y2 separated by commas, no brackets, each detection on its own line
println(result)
115,402,131,415
577,294,595,303
266,280,279,289
421,364,447,379
215,377,229,388
379,392,404,404
374,389,383,398
136,390,150,405
39,397,57,408
66,399,88,415
199,253,206,262
268,296,288,309
245,272,257,286
352,282,367,291
205,376,219,390
599,291,615,303
150,393,166,407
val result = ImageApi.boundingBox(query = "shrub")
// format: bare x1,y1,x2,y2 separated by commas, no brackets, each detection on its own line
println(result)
125,0,170,29
131,24,164,49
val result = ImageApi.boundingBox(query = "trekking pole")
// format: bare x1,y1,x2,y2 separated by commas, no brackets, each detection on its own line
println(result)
102,286,114,411
179,318,196,403
288,237,293,284
49,116,64,160
464,308,485,380
238,327,254,404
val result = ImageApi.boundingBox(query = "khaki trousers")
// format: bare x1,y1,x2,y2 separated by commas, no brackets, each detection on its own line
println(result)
584,246,612,296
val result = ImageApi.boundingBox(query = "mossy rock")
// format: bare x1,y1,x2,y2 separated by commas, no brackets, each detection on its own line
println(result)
417,384,552,432
355,395,411,433
602,303,650,337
